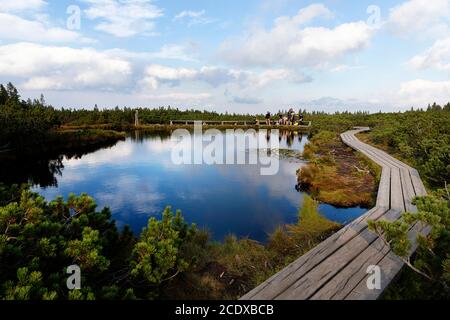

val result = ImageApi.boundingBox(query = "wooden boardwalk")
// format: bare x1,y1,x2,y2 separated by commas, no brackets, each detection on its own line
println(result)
169,119,312,128
241,127,427,300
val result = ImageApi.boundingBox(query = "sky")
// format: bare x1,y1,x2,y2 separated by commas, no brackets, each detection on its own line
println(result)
0,0,449,113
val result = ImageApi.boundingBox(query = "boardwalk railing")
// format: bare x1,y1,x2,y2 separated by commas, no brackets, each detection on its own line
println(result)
170,120,252,125
169,120,312,128
241,127,428,300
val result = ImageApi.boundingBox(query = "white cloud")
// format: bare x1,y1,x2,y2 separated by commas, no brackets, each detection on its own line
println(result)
298,96,383,112
231,95,263,105
174,10,205,20
141,65,200,89
173,9,214,26
65,141,134,167
398,79,450,106
0,0,47,12
330,64,365,73
408,37,450,73
82,0,163,37
140,64,310,89
285,3,333,25
105,44,197,62
138,92,212,102
0,13,91,43
242,69,311,87
0,42,132,91
140,65,237,89
95,174,164,215
148,44,197,61
388,0,450,39
0,41,307,97
219,4,371,68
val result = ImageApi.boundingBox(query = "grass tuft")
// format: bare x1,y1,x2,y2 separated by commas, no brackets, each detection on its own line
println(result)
297,131,379,208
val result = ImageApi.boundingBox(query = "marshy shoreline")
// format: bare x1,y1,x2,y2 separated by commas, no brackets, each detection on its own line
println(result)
296,130,380,208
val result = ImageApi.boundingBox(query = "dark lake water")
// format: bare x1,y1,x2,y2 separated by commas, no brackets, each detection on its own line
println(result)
29,130,365,242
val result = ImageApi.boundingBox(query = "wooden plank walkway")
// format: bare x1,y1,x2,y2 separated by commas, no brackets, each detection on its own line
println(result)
241,127,427,300
169,119,312,128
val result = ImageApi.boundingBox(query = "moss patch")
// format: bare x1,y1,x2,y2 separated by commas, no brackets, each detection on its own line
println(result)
297,131,380,208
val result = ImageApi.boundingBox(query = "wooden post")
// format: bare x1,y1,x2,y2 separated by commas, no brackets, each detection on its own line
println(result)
134,110,139,127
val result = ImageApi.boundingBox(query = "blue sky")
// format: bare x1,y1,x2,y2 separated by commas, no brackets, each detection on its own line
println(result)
0,0,449,113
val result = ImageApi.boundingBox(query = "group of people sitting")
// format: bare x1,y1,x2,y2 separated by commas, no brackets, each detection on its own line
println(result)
264,108,304,126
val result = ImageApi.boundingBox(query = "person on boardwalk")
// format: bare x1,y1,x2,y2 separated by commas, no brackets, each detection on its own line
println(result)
292,113,299,125
278,113,283,125
265,111,271,125
287,108,294,125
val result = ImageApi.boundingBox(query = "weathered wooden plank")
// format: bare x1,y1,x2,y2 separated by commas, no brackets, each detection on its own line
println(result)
275,209,401,300
241,206,387,300
275,229,378,299
349,139,404,170
310,235,390,300
357,148,416,211
354,146,389,168
359,142,414,174
311,207,429,300
399,168,417,212
390,168,405,212
374,148,413,170
355,143,415,205
410,168,427,196
347,139,395,169
341,133,359,149
376,167,391,210
344,223,430,300
346,134,411,174
344,250,401,300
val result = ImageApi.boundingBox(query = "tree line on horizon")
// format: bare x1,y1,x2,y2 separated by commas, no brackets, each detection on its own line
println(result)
1,82,449,188
2,82,450,128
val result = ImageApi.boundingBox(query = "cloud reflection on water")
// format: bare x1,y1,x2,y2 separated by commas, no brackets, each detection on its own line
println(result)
34,131,365,241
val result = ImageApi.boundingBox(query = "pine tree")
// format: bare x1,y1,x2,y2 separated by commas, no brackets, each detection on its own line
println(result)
368,190,450,289
431,102,442,111
39,94,46,106
6,82,19,103
0,84,7,105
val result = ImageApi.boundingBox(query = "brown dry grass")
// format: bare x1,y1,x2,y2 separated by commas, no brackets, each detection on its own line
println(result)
298,131,380,208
